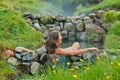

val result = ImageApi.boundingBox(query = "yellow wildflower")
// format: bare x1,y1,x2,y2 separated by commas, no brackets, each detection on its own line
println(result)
67,62,70,66
41,74,44,77
96,56,100,60
55,58,59,62
52,59,56,62
75,66,79,69
110,62,113,65
52,70,56,75
86,67,90,70
106,76,110,79
73,74,78,80
69,68,75,72
80,58,83,62
118,63,120,66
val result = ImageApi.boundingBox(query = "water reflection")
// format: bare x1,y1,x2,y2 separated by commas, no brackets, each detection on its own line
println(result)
61,39,103,49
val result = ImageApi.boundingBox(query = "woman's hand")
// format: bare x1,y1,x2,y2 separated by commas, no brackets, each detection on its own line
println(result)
88,47,99,52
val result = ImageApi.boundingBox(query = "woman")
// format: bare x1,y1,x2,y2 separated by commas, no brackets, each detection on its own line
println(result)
45,30,99,56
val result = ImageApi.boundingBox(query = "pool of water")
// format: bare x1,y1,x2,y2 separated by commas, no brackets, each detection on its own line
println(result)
60,39,104,49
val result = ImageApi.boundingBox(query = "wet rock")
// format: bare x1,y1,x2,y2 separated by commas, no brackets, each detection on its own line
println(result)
77,32,87,41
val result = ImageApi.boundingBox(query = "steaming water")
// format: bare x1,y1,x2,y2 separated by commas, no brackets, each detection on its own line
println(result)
61,39,103,49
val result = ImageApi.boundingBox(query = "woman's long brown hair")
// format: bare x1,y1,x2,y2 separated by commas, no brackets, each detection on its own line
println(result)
45,31,59,54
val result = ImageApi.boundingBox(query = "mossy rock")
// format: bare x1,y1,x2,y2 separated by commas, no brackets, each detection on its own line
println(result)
40,15,54,26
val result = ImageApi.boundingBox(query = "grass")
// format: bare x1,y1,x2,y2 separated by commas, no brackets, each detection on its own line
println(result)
17,53,120,80
104,21,120,49
74,0,120,15
0,0,120,79
0,9,43,49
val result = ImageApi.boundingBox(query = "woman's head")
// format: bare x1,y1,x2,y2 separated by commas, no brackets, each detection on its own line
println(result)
45,30,62,54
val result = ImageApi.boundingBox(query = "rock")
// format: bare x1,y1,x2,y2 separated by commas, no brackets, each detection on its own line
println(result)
69,56,81,62
82,52,93,60
89,13,96,18
84,16,90,20
7,57,20,65
55,15,66,22
77,32,87,41
41,25,48,32
47,54,60,65
93,35,103,42
31,14,40,20
85,24,105,34
23,12,31,18
64,22,74,31
30,62,40,74
96,10,105,18
84,17,93,24
49,25,60,32
35,46,46,56
33,23,41,30
2,50,14,59
15,47,23,52
43,30,49,38
76,20,84,31
26,18,33,26
61,30,68,38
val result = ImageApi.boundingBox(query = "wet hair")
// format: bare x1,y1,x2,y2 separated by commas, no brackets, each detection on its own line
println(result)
45,30,59,54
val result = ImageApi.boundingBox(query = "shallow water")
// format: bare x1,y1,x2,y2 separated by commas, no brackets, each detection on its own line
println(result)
61,39,104,49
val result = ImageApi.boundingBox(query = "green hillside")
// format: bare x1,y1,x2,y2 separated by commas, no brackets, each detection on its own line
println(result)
74,0,120,15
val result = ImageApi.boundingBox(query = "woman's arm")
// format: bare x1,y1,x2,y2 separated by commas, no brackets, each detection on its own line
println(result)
55,47,98,56
15,47,33,53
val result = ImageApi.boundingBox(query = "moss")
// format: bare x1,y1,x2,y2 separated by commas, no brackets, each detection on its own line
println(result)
40,15,54,25
87,33,98,40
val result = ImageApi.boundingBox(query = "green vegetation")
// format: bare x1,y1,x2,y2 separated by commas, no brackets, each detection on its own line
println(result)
40,15,54,25
87,33,98,40
0,9,43,49
0,0,120,80
18,54,120,80
104,21,120,49
0,60,15,80
74,0,120,15
103,10,120,22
